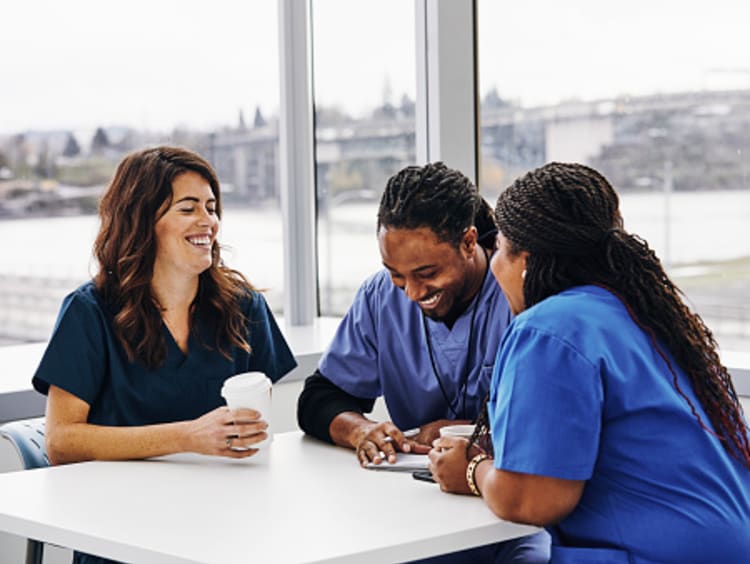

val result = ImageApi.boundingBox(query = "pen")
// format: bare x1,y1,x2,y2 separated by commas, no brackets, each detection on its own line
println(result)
382,427,420,444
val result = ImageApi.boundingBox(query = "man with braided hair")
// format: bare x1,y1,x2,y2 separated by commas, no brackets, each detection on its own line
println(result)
298,162,550,563
430,162,750,563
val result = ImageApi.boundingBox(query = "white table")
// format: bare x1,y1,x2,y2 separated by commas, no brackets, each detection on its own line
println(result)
0,431,538,563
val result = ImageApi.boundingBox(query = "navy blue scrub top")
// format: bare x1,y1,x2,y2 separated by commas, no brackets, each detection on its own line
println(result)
32,282,297,426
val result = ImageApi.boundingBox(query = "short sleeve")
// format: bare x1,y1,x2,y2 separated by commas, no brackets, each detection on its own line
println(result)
489,326,603,480
317,278,381,399
32,289,108,405
245,292,297,383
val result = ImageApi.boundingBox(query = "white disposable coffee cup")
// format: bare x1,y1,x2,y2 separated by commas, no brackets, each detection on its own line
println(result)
221,372,273,451
439,424,476,439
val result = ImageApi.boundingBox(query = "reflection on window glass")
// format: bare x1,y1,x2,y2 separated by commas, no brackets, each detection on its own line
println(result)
313,0,416,315
0,1,282,346
478,0,750,352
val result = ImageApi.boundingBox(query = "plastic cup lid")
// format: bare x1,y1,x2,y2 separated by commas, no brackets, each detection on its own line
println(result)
221,372,271,395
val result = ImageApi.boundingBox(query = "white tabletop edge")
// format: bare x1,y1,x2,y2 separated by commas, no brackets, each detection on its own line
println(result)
0,512,202,564
0,432,540,564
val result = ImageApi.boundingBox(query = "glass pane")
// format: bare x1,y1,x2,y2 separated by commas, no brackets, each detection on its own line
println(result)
0,0,282,345
478,0,750,352
312,0,417,315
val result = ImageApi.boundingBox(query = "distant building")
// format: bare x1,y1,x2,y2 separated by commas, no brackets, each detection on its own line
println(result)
3,88,750,215
209,121,280,204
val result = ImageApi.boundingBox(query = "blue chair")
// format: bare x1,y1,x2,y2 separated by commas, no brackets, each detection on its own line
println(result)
0,417,49,564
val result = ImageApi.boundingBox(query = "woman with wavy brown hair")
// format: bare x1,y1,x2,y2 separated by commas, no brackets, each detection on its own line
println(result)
429,162,750,563
33,146,296,474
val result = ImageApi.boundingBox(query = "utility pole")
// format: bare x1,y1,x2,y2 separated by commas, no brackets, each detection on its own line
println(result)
663,160,673,271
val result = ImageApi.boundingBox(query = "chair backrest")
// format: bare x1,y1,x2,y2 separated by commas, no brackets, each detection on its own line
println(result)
0,417,49,470
0,417,48,564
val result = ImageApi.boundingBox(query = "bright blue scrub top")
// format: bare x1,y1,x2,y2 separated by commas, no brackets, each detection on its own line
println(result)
32,282,297,426
489,285,750,564
319,268,512,429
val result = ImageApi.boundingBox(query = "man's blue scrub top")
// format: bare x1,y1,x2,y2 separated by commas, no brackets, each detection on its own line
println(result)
32,282,297,426
489,285,750,563
319,268,512,429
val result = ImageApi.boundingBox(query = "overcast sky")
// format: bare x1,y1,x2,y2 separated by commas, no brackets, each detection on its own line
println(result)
2,0,749,134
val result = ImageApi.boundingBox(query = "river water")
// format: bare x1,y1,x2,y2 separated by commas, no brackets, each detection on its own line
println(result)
2,189,748,272
0,189,748,322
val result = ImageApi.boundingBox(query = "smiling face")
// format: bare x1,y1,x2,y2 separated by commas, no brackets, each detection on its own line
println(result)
153,170,219,281
378,225,479,323
490,232,528,315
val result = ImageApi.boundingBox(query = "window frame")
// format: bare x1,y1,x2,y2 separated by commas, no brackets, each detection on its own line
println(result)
278,0,479,326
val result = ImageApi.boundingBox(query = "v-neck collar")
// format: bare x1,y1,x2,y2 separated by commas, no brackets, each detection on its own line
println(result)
163,323,192,368
423,261,494,343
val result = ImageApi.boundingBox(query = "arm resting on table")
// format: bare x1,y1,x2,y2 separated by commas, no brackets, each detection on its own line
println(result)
45,386,264,464
297,371,375,444
46,386,190,464
475,460,585,526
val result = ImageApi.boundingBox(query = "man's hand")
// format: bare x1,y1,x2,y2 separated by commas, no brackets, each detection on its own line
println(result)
351,420,431,467
353,418,474,467
329,413,466,468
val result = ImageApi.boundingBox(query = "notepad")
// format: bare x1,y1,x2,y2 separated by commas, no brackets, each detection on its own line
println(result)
365,453,429,472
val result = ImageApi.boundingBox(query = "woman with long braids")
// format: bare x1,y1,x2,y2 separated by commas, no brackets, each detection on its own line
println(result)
429,162,750,562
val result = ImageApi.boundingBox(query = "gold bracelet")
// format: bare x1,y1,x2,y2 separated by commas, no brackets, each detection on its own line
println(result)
466,453,490,496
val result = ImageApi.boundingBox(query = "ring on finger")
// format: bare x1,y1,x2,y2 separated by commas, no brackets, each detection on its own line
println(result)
226,436,233,448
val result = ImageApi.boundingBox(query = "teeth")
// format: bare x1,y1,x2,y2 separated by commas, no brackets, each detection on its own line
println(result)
187,236,211,246
420,292,440,306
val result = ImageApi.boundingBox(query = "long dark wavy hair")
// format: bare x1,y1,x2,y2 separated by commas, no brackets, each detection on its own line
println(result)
377,161,496,251
94,146,254,369
473,161,750,468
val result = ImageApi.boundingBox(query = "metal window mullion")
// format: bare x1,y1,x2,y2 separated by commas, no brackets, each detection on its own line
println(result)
414,0,478,184
278,0,317,325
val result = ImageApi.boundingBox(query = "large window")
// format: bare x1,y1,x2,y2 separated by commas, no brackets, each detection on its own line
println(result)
0,1,283,345
312,0,417,315
4,2,747,355
478,0,750,352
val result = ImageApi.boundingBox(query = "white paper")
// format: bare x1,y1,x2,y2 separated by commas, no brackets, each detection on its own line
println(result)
365,453,429,472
